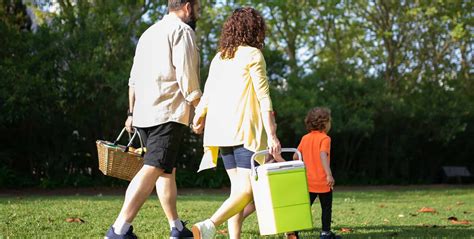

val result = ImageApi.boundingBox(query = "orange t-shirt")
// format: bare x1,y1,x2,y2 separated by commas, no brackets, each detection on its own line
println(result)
297,131,331,193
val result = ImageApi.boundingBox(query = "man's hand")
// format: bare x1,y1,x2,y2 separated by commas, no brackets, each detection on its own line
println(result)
125,116,133,133
192,116,205,134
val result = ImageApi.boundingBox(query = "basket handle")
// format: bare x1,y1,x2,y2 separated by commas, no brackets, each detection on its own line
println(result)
114,127,145,157
250,148,302,180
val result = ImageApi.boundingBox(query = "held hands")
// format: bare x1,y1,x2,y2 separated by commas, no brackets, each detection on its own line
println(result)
326,174,335,189
191,116,206,134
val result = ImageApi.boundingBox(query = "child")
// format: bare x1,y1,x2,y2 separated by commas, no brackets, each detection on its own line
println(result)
290,107,340,239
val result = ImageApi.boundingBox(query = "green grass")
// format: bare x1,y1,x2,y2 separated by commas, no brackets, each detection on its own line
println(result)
0,187,473,238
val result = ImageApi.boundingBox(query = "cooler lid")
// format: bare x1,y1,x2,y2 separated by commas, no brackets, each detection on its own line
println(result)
257,160,305,173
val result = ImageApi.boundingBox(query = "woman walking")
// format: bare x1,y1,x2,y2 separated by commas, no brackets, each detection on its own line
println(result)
191,7,281,239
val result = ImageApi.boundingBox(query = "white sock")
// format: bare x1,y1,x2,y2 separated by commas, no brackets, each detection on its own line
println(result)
113,218,131,235
204,219,215,229
170,219,183,231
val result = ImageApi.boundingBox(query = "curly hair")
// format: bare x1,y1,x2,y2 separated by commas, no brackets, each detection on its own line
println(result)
218,7,266,59
305,107,331,131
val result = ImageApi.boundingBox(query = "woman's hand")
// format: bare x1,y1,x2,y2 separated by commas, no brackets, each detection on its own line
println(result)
267,135,281,157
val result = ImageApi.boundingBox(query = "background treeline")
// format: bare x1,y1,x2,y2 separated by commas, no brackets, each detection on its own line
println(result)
0,0,472,188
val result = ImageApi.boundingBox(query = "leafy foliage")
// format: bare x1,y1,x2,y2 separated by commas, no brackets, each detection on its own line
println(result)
0,0,472,187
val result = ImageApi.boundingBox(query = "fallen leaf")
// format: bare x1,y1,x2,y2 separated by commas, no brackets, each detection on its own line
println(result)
450,219,470,225
418,207,436,213
65,218,85,223
340,228,353,233
383,218,390,223
379,204,386,208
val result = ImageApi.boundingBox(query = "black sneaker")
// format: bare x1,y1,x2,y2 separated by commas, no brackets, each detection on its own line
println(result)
320,231,341,239
170,221,193,239
104,225,138,239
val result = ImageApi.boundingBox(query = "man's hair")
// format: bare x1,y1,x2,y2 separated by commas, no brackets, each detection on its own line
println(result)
305,107,331,131
168,0,195,11
219,7,266,59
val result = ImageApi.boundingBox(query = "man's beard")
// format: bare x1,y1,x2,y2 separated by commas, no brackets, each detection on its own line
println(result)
185,11,197,31
186,19,196,31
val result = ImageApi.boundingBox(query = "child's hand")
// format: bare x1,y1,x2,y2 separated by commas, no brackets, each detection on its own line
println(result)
326,175,335,189
273,153,285,162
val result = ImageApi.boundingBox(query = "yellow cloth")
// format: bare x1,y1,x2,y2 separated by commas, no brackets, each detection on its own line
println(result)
195,46,273,172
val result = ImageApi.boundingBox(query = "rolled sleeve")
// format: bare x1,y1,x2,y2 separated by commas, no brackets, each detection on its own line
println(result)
185,90,202,102
172,27,202,103
249,49,273,112
128,77,135,87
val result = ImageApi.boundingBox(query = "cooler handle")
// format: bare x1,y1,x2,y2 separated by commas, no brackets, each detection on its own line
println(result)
250,148,302,180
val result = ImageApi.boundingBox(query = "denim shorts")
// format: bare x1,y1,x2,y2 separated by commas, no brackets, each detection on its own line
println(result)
220,145,255,169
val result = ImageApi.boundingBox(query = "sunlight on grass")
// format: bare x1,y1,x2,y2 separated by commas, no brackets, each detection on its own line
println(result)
0,188,473,238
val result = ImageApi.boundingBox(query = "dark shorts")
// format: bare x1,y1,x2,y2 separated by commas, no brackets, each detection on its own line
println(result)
137,122,186,174
220,145,255,170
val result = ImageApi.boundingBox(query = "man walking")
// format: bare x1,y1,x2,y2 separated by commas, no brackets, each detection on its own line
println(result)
105,1,201,238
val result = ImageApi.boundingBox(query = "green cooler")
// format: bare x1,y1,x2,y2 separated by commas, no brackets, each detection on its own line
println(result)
250,148,313,235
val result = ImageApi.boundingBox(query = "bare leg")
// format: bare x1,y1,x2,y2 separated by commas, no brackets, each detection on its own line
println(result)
242,201,255,219
210,168,253,227
156,168,179,221
115,165,164,223
225,168,244,239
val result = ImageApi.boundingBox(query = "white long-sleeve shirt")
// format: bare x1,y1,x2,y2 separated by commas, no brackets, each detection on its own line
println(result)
129,13,202,127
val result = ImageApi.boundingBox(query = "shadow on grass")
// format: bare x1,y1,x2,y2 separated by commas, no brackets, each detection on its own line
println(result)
239,225,474,238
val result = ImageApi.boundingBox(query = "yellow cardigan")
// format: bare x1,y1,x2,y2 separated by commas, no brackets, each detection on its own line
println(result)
195,46,273,172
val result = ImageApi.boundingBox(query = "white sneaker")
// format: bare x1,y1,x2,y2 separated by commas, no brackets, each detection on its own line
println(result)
192,219,216,239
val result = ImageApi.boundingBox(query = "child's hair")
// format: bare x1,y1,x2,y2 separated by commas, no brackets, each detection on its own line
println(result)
305,107,331,131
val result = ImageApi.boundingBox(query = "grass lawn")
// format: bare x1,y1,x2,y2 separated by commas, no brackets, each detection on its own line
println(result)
0,187,473,238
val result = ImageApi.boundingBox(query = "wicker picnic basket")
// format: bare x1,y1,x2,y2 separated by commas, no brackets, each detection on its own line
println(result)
96,128,145,181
